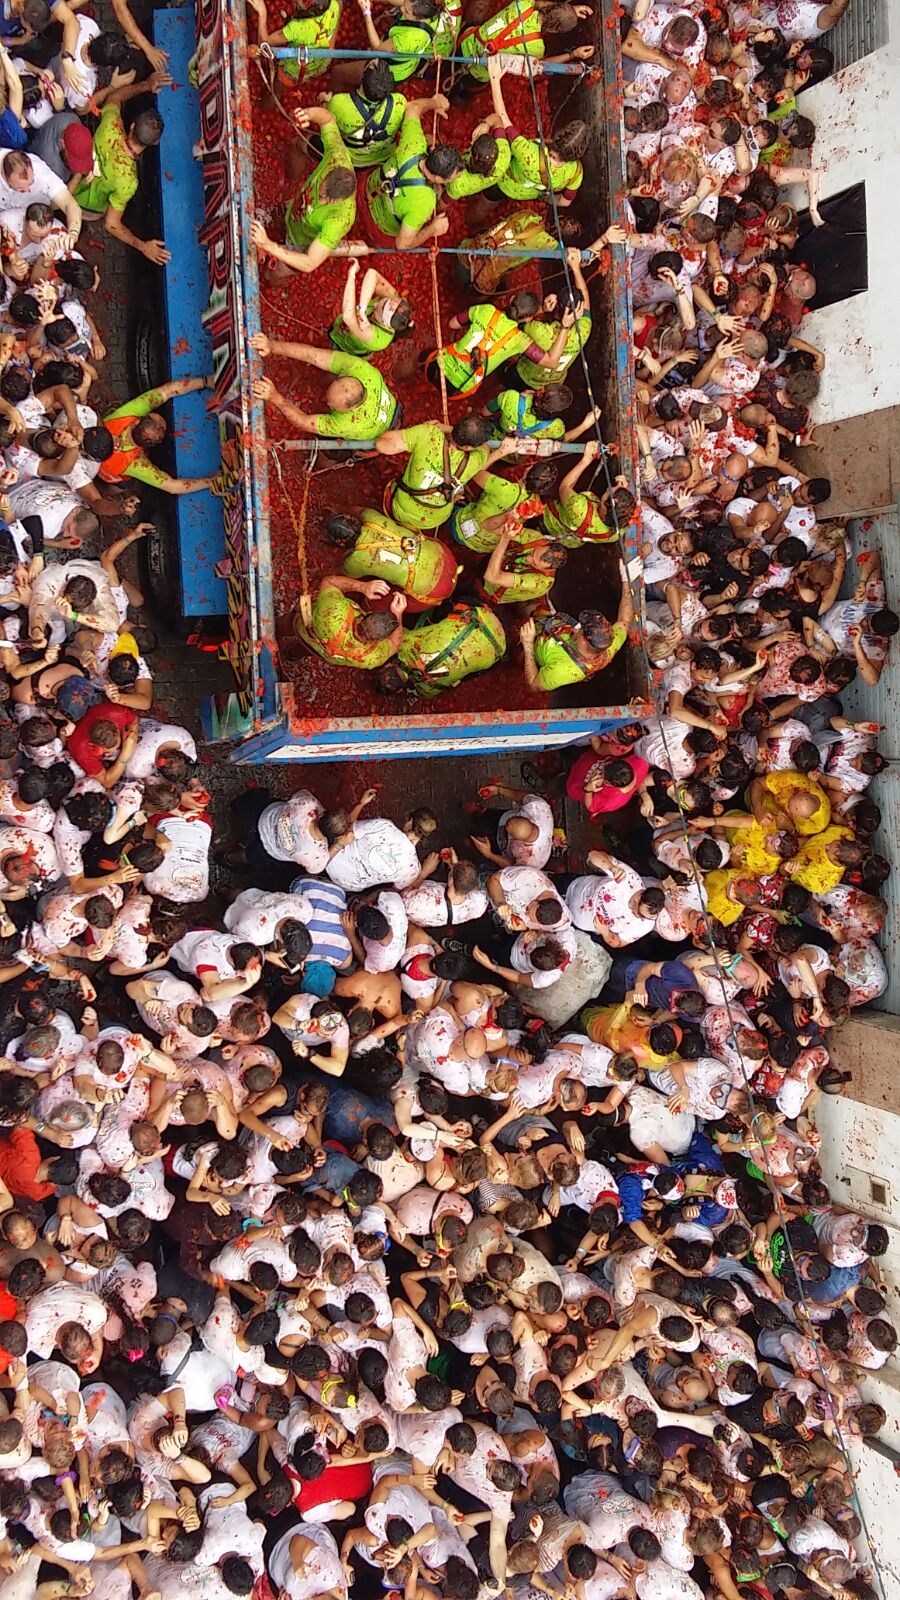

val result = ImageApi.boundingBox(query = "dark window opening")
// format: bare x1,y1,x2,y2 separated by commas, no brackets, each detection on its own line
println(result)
791,181,867,312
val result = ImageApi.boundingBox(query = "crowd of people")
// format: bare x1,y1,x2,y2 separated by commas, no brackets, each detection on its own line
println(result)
0,2,892,1600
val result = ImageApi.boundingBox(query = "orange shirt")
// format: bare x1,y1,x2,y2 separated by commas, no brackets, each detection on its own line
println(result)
0,1126,55,1201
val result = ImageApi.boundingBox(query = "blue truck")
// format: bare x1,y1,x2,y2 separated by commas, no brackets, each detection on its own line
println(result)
146,0,648,762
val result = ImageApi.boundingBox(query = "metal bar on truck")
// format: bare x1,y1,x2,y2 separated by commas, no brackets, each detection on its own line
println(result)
271,439,614,453
254,44,587,72
323,246,604,259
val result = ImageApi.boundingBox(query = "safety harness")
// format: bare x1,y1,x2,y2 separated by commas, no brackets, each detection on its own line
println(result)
403,605,503,687
443,307,524,397
348,90,396,148
467,3,541,54
381,151,430,202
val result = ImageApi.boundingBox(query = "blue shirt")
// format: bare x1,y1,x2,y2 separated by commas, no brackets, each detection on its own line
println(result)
805,1261,865,1305
289,875,352,969
617,1166,660,1224
622,958,698,1013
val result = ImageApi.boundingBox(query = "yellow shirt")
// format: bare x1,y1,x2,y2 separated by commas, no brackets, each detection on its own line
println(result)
703,869,745,928
726,817,781,878
763,771,831,837
790,826,852,895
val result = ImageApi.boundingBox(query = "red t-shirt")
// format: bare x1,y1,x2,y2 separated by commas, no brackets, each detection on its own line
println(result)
67,702,138,776
286,1457,373,1513
0,1126,55,1200
0,1283,20,1372
567,750,650,817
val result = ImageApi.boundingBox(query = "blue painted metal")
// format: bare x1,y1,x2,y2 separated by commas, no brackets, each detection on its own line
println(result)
262,44,585,72
227,4,280,723
232,707,640,764
152,9,227,616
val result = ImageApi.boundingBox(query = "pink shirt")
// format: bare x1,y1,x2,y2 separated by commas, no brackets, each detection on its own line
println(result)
567,751,650,817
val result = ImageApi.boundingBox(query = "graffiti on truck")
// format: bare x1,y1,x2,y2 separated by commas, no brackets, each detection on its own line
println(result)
195,0,256,717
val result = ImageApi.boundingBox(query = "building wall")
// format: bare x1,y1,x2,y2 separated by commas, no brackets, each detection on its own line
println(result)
792,5,900,424
815,1080,900,1591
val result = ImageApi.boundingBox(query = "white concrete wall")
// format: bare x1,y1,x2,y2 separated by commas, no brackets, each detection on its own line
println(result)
816,1094,900,1593
788,4,900,423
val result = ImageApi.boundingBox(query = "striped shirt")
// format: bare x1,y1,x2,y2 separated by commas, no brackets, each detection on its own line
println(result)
289,876,352,969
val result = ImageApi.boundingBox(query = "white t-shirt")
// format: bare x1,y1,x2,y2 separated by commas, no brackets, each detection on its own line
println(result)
500,793,554,868
0,151,71,215
51,15,100,109
223,885,312,946
125,720,197,781
400,878,488,925
143,811,212,903
363,889,408,972
268,1525,346,1600
327,818,420,891
0,822,60,889
496,865,571,930
257,790,329,872
170,930,245,984
636,715,697,779
25,1281,107,1358
566,867,657,943
193,1485,265,1573
508,922,576,988
636,1563,705,1600
159,1331,233,1411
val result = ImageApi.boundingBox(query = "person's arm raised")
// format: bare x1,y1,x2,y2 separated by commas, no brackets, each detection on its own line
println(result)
251,376,316,435
110,0,169,71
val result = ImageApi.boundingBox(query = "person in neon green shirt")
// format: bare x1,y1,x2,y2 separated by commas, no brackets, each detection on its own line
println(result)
487,62,587,204
72,78,169,264
460,208,579,298
377,602,507,697
331,261,414,356
450,461,555,554
427,293,571,399
513,256,593,390
247,0,340,80
251,111,360,277
521,559,634,692
327,508,462,609
486,387,603,446
499,128,586,203
297,577,407,670
82,377,218,504
357,0,463,82
376,416,524,531
446,124,511,201
482,523,566,606
457,3,592,85
250,332,399,443
365,101,460,249
541,440,636,548
328,60,407,168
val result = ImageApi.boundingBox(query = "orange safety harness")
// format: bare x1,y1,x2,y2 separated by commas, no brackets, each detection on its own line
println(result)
442,307,525,397
469,3,542,55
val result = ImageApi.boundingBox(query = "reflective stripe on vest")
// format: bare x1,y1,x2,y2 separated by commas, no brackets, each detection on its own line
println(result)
447,308,523,398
